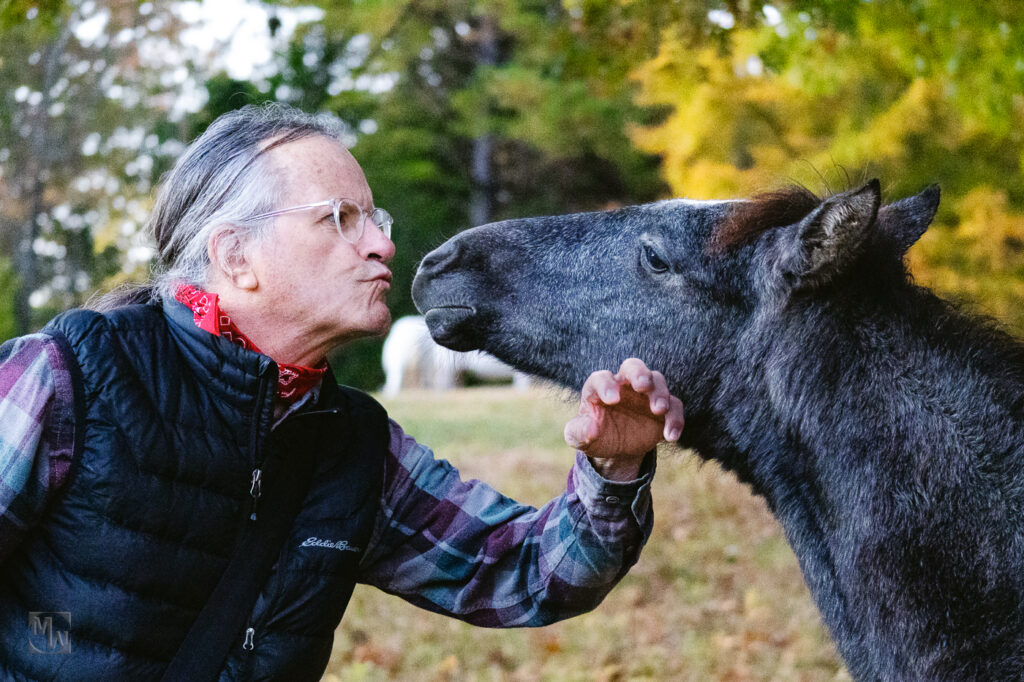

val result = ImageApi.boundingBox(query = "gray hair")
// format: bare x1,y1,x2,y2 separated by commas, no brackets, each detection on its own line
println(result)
93,103,345,310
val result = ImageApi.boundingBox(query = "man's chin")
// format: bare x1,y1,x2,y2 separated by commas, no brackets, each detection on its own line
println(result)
371,309,393,338
326,308,392,351
355,307,393,340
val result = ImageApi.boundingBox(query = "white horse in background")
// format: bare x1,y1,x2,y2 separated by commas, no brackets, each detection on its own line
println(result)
382,315,530,397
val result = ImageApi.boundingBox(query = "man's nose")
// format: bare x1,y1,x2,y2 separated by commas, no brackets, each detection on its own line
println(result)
361,224,396,263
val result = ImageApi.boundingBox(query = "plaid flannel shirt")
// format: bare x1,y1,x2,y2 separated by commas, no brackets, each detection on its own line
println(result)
0,331,654,626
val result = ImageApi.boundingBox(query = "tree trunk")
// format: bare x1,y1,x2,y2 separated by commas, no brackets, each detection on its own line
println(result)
469,12,497,228
14,18,72,335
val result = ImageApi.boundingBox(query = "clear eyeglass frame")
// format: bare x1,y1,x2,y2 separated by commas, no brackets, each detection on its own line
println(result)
249,198,393,243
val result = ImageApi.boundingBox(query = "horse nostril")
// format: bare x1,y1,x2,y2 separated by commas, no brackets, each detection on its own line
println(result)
418,240,461,276
412,238,468,315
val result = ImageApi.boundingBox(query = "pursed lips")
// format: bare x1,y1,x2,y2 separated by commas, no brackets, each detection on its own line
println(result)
363,269,393,289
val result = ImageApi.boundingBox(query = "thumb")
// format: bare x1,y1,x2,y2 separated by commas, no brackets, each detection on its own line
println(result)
564,413,600,450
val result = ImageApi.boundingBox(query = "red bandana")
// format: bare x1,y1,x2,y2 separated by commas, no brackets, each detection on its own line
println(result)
174,284,327,405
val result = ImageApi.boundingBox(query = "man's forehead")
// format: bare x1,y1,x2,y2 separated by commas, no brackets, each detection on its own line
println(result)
267,135,370,204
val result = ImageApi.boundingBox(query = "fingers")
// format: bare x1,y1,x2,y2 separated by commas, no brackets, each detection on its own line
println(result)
616,358,669,410
616,358,685,441
579,358,686,443
663,394,685,442
581,369,619,405
583,359,661,405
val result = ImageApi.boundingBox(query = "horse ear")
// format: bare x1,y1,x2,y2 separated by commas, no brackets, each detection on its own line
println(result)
876,184,940,254
771,179,881,291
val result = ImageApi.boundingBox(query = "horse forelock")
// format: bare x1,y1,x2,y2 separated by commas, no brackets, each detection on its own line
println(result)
710,186,822,252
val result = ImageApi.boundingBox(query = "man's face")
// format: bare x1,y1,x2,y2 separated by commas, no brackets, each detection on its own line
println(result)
247,135,396,349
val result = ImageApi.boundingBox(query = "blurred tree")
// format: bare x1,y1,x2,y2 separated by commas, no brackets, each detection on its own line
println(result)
267,0,668,387
629,0,1024,328
0,256,20,341
7,0,1022,386
0,0,193,336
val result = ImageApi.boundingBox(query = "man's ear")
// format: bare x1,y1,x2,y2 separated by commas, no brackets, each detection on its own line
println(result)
207,226,258,290
770,179,881,291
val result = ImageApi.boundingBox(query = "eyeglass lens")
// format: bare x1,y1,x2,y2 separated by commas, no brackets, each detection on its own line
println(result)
334,200,392,242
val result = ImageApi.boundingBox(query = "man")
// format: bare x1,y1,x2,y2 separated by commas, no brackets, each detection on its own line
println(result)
0,104,683,680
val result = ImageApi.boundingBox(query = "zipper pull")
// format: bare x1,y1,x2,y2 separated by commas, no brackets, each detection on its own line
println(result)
249,468,262,521
243,627,255,651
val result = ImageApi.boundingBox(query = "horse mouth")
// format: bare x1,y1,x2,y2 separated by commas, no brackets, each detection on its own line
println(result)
423,305,484,352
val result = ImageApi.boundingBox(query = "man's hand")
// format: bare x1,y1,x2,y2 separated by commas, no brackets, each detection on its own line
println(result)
564,358,684,481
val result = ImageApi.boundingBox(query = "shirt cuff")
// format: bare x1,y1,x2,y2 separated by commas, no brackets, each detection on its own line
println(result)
572,450,656,523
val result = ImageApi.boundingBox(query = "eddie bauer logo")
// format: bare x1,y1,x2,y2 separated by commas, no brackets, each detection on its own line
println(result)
28,612,71,654
301,537,361,553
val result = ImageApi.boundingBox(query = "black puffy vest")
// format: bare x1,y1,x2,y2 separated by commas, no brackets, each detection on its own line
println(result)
0,300,388,681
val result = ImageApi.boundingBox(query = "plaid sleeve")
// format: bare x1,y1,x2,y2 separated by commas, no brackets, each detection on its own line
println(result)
357,419,655,627
0,333,77,564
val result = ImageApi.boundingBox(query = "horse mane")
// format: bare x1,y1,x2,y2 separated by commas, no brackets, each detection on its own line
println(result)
711,185,822,252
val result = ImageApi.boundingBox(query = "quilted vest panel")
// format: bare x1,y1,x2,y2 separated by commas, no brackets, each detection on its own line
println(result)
0,302,387,681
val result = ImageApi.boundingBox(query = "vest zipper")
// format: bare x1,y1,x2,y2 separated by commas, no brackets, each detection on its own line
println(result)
249,468,262,521
247,365,275,522
285,407,341,420
243,626,255,651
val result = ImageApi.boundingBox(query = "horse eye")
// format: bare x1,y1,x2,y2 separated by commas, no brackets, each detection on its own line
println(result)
642,244,670,274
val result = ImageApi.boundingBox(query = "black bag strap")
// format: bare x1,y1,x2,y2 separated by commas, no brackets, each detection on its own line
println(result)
160,443,317,682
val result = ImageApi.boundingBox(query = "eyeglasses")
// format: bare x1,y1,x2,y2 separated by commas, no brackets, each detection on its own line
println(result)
249,198,393,243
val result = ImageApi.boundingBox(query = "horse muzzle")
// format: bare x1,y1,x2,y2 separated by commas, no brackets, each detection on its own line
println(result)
412,239,492,352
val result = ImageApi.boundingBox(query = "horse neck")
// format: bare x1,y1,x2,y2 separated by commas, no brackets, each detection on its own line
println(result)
730,288,1024,475
693,291,1024,677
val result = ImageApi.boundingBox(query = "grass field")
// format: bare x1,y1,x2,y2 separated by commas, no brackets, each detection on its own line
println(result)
322,387,850,682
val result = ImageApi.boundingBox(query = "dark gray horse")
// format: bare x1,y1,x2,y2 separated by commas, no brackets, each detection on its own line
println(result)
411,180,1024,681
